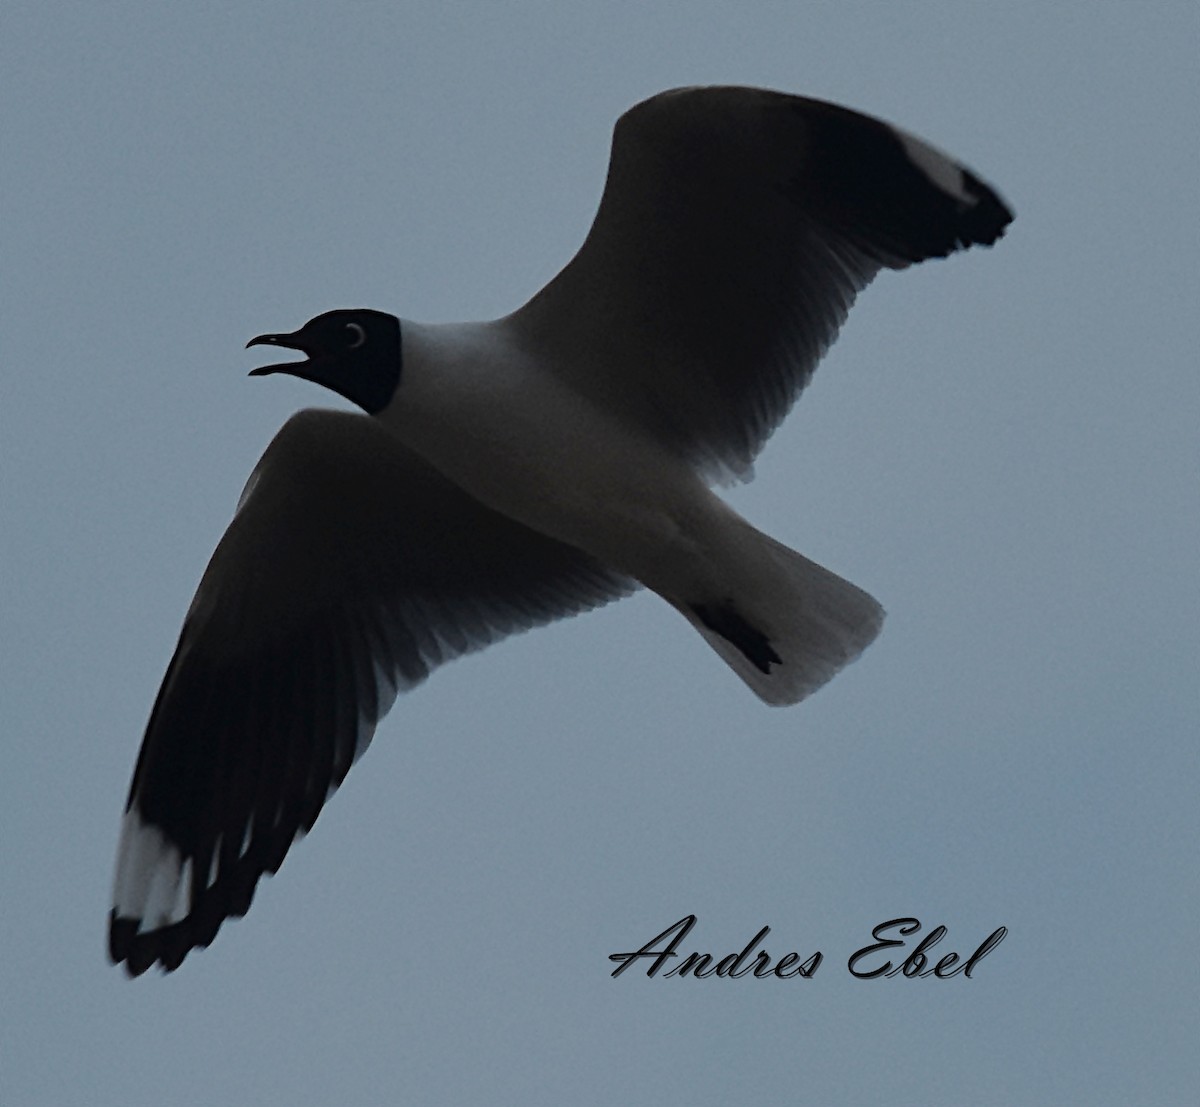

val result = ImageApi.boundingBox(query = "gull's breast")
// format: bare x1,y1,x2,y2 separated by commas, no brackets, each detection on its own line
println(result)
381,318,716,583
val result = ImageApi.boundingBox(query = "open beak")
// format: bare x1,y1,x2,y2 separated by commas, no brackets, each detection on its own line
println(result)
246,331,307,376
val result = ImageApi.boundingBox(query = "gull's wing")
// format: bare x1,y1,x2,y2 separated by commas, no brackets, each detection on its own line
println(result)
111,409,633,975
509,86,1013,483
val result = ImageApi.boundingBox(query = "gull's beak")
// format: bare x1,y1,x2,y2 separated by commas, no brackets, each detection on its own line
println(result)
247,331,308,376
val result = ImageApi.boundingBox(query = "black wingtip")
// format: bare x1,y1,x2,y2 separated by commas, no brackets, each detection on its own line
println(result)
960,170,1014,248
109,897,243,977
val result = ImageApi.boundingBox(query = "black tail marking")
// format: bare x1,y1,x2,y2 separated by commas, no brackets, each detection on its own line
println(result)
690,602,782,675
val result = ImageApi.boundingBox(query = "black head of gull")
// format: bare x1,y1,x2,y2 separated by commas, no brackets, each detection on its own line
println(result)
248,308,401,415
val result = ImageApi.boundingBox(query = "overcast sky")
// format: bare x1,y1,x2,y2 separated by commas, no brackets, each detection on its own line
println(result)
3,2,1196,1104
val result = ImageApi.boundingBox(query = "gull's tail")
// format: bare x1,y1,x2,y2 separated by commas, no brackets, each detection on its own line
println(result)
675,516,884,706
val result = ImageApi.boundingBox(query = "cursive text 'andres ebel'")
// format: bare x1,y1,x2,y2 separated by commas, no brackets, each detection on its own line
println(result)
609,915,1006,980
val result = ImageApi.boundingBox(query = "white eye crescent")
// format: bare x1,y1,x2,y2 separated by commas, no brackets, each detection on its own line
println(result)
345,322,366,349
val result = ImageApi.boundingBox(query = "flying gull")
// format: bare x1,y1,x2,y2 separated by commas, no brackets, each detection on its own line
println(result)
109,86,1013,974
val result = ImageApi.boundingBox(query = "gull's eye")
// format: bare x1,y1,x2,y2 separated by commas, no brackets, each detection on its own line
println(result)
344,322,367,349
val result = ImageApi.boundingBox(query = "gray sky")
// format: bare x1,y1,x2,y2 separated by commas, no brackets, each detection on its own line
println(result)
3,2,1196,1104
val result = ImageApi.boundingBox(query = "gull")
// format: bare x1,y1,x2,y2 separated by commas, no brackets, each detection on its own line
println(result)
109,86,1013,975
